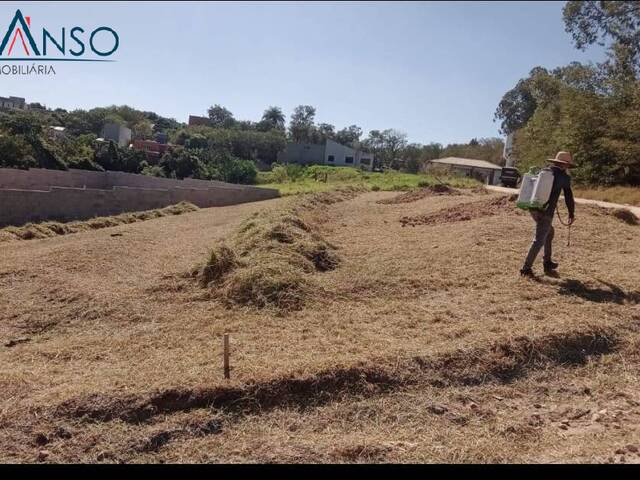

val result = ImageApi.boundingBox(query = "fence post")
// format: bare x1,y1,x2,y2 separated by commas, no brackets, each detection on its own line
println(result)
223,333,230,379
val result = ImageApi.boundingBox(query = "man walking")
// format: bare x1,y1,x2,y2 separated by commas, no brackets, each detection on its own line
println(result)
520,151,576,278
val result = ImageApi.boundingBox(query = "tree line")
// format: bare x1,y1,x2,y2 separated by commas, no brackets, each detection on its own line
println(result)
1,95,507,184
495,1,640,186
272,104,504,172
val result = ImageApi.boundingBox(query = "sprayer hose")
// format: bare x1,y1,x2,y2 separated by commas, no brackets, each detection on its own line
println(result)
556,208,572,247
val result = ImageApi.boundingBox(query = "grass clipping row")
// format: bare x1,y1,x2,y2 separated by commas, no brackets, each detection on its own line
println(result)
0,202,199,242
376,184,462,205
400,195,518,227
193,188,363,311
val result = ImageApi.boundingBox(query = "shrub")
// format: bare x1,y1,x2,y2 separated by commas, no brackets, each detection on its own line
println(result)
224,158,257,184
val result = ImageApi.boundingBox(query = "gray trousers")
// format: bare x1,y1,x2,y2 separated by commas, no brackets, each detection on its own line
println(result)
523,210,554,269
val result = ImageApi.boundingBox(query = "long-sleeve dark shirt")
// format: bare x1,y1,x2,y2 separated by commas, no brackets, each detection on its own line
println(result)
544,165,575,218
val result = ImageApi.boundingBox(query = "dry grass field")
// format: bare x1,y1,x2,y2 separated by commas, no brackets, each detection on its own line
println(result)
574,186,640,207
1,187,640,464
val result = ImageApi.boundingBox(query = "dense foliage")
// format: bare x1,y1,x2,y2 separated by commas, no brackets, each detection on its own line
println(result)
284,106,503,172
0,105,280,184
0,100,503,183
256,164,480,195
495,1,640,186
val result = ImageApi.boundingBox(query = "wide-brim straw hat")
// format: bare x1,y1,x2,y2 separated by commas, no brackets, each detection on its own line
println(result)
547,151,576,168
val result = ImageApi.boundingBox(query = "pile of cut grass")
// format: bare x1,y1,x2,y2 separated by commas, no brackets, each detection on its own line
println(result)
0,202,199,242
377,184,462,205
584,205,640,226
399,195,519,227
611,208,639,226
194,189,361,310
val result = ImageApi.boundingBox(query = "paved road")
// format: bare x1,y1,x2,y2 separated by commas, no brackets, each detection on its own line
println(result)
486,185,640,218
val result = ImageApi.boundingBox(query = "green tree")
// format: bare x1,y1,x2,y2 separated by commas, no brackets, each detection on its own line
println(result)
563,1,640,74
316,123,336,142
335,125,362,147
421,142,443,161
401,143,423,173
160,147,207,179
207,104,236,129
288,105,316,143
494,68,541,134
0,133,37,168
141,164,167,177
363,129,408,169
132,120,153,140
95,141,122,171
261,106,285,130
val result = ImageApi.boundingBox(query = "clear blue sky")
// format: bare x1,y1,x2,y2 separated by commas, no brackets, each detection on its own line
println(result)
1,1,606,145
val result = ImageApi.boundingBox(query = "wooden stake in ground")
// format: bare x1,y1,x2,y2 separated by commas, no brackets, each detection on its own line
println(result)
223,333,230,379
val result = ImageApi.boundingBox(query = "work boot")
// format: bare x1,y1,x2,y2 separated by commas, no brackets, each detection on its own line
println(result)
520,267,534,278
543,260,558,274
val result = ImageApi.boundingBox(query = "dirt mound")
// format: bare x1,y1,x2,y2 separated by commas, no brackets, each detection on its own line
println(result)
193,190,356,310
0,202,199,242
611,208,639,225
400,195,516,227
377,184,461,205
468,186,489,195
583,205,639,226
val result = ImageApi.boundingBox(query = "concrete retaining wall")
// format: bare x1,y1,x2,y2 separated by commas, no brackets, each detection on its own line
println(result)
0,167,271,191
0,168,279,227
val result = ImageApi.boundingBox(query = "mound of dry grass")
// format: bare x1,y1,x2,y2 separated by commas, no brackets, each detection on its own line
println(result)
54,323,617,426
295,186,367,210
196,245,237,286
432,326,618,385
377,184,461,205
582,205,640,226
468,186,489,195
611,208,639,225
400,195,518,227
222,261,311,310
193,189,358,310
0,202,199,242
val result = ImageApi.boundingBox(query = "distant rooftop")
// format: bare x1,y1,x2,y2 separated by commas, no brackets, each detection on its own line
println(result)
431,157,502,170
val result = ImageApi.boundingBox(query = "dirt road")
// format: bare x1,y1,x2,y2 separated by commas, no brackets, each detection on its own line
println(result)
487,185,640,218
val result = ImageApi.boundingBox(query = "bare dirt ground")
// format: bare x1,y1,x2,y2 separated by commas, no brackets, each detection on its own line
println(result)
1,190,640,463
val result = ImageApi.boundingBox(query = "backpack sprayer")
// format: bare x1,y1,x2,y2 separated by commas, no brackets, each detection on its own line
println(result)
516,166,572,246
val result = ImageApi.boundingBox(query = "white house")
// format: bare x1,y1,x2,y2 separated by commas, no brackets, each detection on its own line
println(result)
277,138,374,171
